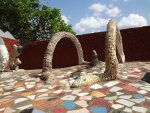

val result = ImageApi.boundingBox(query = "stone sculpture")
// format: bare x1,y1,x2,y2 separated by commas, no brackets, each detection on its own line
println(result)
0,37,23,71
40,32,85,84
9,44,23,70
0,37,9,71
90,50,99,66
71,19,125,87
40,19,125,87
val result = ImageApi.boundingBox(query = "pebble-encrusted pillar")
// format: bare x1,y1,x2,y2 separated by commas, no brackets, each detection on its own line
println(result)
40,32,85,85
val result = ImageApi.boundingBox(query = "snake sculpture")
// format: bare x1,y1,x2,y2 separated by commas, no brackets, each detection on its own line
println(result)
71,19,125,87
40,19,125,88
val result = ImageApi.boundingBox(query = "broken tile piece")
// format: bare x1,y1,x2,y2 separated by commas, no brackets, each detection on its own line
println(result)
67,108,89,113
104,96,117,101
90,107,107,113
90,84,102,89
17,104,32,110
137,90,148,94
27,95,36,100
116,92,124,95
53,89,63,94
130,98,145,104
15,98,28,104
63,101,76,110
4,107,16,113
132,106,147,113
111,104,124,109
123,107,132,113
76,93,89,97
71,89,81,94
0,108,5,112
119,95,132,99
116,99,135,107
75,100,88,107
51,107,67,113
61,95,76,101
79,96,92,100
36,89,48,92
91,91,106,98
104,81,120,87
109,86,122,92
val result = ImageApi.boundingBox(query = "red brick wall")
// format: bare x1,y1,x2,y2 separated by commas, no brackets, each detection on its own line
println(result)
19,26,150,69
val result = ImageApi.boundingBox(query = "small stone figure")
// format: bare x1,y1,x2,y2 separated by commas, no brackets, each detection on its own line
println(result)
9,44,23,70
91,50,99,66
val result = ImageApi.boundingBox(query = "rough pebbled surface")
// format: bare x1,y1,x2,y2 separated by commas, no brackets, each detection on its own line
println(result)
41,32,85,84
71,19,125,87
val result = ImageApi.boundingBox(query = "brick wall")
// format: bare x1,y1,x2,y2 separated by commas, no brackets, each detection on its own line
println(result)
19,26,150,69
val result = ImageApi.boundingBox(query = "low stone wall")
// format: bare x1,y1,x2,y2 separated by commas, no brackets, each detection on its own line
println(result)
19,26,150,69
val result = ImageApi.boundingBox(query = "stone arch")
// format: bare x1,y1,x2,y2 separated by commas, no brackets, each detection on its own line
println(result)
42,32,85,73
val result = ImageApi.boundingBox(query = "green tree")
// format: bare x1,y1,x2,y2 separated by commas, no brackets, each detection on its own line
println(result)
0,0,75,43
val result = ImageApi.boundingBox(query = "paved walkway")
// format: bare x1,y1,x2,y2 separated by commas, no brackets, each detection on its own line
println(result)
0,61,150,113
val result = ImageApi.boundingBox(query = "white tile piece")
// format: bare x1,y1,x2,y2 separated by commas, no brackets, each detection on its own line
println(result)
53,89,63,94
36,89,48,92
119,95,132,99
90,84,102,89
76,93,89,96
14,87,25,92
26,85,34,89
116,99,135,107
145,97,150,100
27,95,36,100
104,81,120,87
61,95,76,101
116,92,124,95
75,100,88,107
3,92,11,96
0,108,5,112
123,107,132,113
130,99,145,104
79,96,92,100
132,106,147,113
15,98,28,104
72,89,81,94
64,90,72,92
109,86,122,92
17,104,32,110
137,90,148,94
111,104,124,109
140,87,150,91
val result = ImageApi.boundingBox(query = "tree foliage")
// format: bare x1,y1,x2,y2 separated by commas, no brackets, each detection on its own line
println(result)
0,0,75,43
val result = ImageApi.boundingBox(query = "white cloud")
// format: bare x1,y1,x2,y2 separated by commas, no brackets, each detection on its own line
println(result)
61,15,69,24
73,16,109,34
89,3,107,15
123,0,128,2
118,14,148,28
106,5,121,17
89,3,121,17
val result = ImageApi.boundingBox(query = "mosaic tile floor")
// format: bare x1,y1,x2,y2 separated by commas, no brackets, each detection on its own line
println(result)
0,61,150,113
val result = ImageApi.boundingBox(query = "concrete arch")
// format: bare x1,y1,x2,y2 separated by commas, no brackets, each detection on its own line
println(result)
42,32,85,73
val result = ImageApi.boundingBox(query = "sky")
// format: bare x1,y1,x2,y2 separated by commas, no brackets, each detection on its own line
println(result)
40,0,150,35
